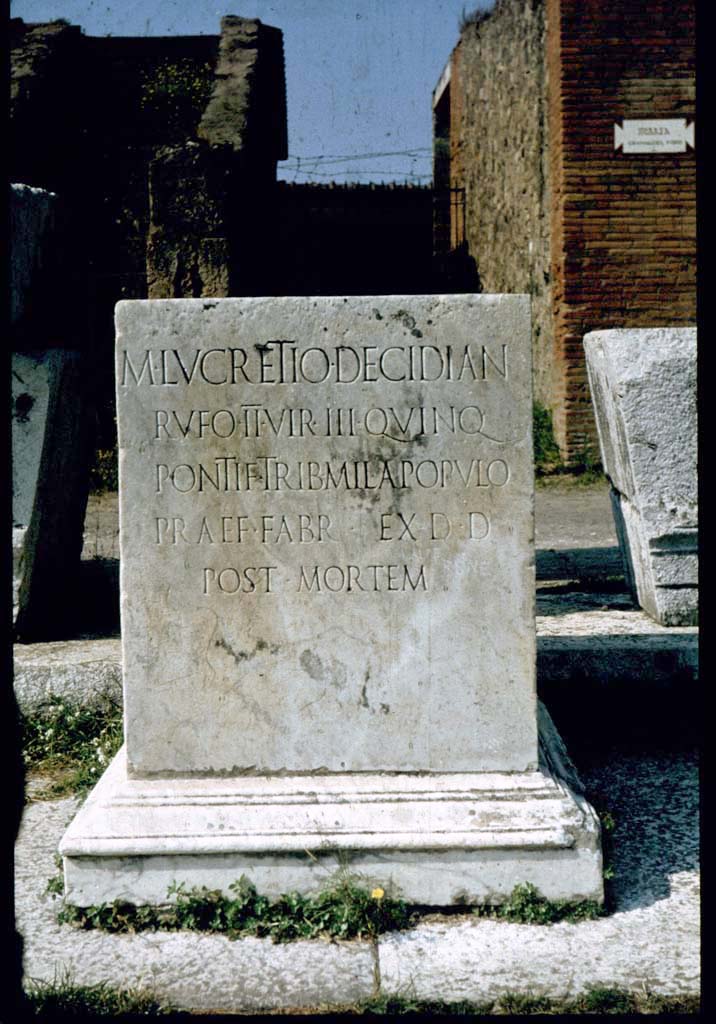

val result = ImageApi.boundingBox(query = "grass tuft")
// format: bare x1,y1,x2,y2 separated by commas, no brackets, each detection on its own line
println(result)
533,402,563,475
360,993,488,1014
356,987,700,1015
21,695,123,799
533,403,607,484
56,878,608,942
23,969,178,1015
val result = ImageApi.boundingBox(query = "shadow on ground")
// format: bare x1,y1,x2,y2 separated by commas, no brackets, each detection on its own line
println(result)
536,546,624,583
579,745,699,913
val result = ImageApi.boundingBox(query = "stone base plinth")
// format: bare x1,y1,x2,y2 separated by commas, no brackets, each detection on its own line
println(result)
60,706,603,907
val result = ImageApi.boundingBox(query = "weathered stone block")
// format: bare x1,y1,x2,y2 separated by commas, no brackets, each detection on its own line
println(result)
61,294,602,906
198,15,287,167
116,295,537,776
10,183,55,328
146,142,231,299
584,328,697,626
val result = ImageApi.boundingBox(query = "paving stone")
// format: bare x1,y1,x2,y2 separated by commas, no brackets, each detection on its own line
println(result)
378,748,699,1002
15,745,699,1010
16,799,376,1013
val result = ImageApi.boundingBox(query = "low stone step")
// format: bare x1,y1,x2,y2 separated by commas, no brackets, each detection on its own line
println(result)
13,593,698,715
14,638,122,713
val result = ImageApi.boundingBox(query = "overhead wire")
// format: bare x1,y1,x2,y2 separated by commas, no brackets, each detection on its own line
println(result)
278,145,433,184
280,169,431,180
280,147,432,164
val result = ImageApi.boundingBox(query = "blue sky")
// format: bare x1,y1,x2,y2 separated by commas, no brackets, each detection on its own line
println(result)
11,0,493,183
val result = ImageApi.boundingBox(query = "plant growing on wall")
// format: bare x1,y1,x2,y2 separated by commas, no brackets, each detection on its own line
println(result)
140,58,214,136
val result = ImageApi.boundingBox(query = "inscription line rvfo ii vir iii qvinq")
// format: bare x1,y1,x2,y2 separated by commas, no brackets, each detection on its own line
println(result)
60,295,603,907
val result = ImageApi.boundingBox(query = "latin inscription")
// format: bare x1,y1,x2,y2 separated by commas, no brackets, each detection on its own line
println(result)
115,296,536,774
123,333,513,598
153,404,503,441
121,341,508,388
154,457,510,493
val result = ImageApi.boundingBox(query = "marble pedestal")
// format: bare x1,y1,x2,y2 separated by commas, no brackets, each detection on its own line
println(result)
60,295,603,907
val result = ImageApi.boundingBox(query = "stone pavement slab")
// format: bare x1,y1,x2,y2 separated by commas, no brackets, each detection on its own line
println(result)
534,482,617,550
16,745,698,1012
378,747,699,1004
17,800,376,1013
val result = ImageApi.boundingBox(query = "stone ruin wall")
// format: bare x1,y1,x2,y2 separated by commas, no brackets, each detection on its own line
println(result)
10,17,286,448
454,0,553,410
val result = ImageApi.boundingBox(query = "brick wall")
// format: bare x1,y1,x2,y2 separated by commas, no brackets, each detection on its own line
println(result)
546,0,696,460
443,0,696,462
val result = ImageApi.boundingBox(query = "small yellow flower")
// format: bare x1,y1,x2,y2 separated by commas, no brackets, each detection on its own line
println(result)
371,887,385,900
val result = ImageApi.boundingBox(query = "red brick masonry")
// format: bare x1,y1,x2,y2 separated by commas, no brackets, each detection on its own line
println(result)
546,0,695,460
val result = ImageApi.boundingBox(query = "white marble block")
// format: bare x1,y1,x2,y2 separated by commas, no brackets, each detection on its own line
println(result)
584,328,697,626
61,295,602,906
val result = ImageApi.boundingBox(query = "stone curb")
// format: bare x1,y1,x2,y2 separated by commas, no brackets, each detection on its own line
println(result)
16,746,699,1011
14,597,698,714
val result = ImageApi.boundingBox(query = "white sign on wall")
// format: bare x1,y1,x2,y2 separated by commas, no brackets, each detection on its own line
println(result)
614,119,695,154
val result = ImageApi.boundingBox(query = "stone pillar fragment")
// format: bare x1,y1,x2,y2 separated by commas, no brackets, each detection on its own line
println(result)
13,351,91,637
146,141,232,299
198,15,287,171
584,328,697,626
11,183,92,639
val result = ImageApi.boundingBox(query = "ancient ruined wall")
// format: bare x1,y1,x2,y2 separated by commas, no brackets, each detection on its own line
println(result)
10,21,222,443
455,0,553,406
546,0,696,461
10,18,288,447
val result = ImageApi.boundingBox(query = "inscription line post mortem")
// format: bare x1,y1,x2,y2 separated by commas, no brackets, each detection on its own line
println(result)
61,295,603,906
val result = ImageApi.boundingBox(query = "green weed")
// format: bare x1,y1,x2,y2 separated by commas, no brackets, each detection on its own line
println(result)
355,987,700,1015
578,986,634,1013
46,854,65,897
23,968,178,1015
360,992,487,1014
568,434,604,483
56,878,607,943
532,405,607,484
89,445,118,494
58,874,414,943
140,57,214,133
21,695,123,798
474,882,603,925
497,992,554,1013
593,801,618,902
533,402,563,475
